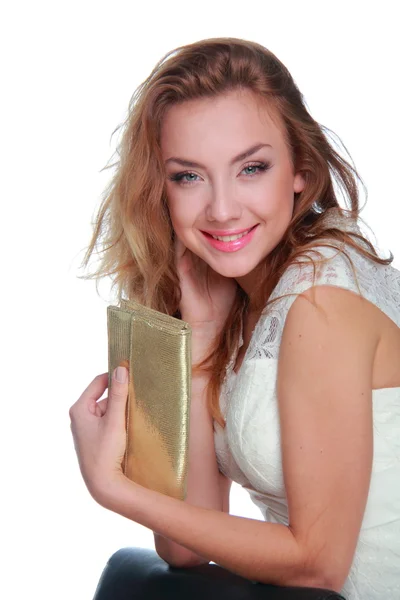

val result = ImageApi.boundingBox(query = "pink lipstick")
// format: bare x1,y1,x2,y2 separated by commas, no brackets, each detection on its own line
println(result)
202,225,258,252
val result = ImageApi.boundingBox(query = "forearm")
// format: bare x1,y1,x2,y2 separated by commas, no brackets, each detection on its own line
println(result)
103,479,325,588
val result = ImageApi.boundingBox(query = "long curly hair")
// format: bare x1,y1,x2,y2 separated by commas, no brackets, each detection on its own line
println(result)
80,37,392,427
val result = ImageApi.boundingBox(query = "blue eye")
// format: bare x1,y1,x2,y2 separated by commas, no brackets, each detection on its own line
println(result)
241,162,270,176
169,172,200,185
168,161,271,186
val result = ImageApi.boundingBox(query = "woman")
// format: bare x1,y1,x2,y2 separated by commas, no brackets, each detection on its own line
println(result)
70,38,400,599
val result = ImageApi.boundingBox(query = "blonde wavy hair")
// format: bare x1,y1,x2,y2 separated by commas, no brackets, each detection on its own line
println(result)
80,37,392,427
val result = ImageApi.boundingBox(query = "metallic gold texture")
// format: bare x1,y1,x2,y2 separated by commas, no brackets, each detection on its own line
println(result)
107,301,192,499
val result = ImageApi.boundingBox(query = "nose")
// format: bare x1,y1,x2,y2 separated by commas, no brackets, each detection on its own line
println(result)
205,180,242,223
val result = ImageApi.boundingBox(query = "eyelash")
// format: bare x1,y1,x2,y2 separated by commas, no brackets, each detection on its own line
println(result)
168,161,271,186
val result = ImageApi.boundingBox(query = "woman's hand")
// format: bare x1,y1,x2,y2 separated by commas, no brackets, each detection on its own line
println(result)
69,366,129,505
175,238,237,351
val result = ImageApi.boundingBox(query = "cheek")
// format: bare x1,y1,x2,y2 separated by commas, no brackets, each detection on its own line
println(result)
274,166,295,192
167,188,202,229
167,197,194,239
249,173,293,216
270,169,297,208
168,200,185,226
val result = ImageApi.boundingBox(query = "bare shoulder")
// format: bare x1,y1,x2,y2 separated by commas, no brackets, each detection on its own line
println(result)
282,284,400,389
282,284,379,363
290,283,380,325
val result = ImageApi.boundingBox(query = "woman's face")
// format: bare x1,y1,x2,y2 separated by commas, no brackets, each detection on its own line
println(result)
161,89,305,290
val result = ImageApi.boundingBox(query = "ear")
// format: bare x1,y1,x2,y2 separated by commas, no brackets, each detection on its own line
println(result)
293,171,306,193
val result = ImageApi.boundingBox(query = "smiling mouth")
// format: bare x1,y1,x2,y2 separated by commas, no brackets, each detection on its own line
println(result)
203,225,257,242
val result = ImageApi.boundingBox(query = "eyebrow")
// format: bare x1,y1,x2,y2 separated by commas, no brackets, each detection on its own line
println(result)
164,143,272,169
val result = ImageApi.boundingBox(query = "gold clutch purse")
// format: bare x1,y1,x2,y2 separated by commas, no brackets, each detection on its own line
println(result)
107,300,191,500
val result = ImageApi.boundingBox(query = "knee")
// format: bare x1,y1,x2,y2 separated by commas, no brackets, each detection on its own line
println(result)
108,546,169,575
107,547,144,565
107,546,161,570
94,547,164,600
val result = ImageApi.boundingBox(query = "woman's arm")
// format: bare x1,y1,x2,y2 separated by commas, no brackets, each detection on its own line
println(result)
154,371,232,567
276,285,376,590
71,285,377,590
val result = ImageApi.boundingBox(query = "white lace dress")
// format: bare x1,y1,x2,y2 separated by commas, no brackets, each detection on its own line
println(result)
213,216,400,599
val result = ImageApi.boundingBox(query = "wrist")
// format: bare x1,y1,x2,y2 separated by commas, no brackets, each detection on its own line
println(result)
188,320,223,337
190,328,219,365
94,470,130,511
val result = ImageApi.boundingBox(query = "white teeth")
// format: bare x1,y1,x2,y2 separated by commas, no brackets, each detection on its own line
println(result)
211,229,251,242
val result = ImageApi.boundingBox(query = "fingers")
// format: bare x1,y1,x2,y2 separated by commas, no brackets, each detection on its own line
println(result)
70,365,129,425
105,365,129,428
82,373,108,401
174,236,187,264
95,398,108,417
70,372,108,419
175,236,206,281
174,237,196,283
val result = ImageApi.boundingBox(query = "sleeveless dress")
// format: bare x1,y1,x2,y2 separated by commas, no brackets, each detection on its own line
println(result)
213,214,400,599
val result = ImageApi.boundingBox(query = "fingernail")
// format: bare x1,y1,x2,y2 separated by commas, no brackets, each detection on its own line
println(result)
114,366,128,383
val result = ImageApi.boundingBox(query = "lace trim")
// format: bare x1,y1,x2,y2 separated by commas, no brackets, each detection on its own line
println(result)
227,213,400,370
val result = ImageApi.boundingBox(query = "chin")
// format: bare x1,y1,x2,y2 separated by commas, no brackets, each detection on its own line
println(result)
206,258,260,279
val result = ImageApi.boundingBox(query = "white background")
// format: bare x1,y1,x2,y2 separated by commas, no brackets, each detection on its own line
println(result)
2,1,399,598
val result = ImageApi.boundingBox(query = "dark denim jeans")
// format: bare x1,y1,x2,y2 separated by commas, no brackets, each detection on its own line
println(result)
93,547,345,600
